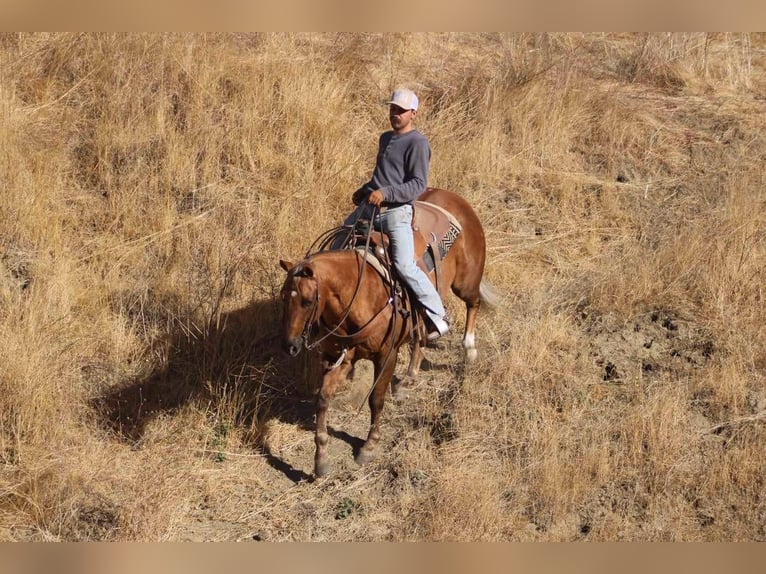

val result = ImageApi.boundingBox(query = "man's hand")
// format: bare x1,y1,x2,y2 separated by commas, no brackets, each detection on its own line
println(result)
367,189,384,206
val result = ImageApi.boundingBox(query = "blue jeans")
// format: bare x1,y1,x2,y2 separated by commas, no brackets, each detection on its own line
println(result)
339,203,446,325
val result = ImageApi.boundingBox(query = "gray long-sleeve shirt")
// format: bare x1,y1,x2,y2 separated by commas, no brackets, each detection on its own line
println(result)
356,129,431,205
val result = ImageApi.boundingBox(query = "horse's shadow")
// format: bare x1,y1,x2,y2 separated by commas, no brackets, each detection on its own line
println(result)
90,296,318,483
328,428,366,458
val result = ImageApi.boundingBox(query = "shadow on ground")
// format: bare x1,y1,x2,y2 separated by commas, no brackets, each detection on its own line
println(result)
90,295,319,483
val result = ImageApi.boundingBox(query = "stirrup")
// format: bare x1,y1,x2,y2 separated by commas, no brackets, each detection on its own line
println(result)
426,316,450,341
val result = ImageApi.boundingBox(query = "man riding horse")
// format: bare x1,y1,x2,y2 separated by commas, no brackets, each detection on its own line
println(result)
333,88,450,342
281,88,498,476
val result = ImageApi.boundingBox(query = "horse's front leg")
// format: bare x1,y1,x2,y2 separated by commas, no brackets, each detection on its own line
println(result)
356,353,397,466
314,355,353,477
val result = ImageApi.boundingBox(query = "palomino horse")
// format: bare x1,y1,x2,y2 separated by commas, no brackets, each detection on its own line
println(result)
278,188,499,477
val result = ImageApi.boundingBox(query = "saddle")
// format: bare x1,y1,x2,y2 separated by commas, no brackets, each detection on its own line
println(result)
353,200,462,298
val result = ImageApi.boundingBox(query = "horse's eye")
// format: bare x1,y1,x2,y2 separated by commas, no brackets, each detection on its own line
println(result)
301,299,313,309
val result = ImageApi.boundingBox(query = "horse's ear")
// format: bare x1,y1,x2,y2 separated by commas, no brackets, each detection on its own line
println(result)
279,259,294,272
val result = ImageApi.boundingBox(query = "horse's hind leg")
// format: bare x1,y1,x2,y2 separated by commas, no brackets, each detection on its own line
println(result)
356,354,396,466
314,357,353,477
406,337,425,378
390,308,422,398
391,337,424,399
463,302,480,363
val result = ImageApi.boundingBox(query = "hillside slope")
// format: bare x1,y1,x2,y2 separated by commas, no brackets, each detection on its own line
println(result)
1,33,765,541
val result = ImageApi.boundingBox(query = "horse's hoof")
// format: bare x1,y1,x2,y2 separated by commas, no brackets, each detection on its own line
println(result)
465,348,478,363
355,448,378,466
391,379,409,401
315,460,331,478
391,384,409,401
392,376,420,401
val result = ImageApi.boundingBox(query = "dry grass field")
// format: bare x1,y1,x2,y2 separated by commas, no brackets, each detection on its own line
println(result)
1,32,765,541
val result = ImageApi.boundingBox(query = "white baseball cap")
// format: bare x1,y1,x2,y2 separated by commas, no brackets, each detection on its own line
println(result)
387,88,419,111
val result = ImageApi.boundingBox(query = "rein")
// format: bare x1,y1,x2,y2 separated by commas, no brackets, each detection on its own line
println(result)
317,294,394,345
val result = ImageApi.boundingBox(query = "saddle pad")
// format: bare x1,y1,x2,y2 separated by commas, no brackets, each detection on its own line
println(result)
413,200,463,235
354,247,391,283
413,201,462,271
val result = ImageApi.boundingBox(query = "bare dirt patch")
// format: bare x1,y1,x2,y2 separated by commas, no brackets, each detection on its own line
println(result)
585,309,715,385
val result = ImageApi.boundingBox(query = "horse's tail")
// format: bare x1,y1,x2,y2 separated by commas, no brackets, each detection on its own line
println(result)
479,279,503,310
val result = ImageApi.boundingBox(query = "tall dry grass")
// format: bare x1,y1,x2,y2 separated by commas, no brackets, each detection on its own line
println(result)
1,32,765,541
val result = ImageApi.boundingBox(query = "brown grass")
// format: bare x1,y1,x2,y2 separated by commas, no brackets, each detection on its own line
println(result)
1,32,765,541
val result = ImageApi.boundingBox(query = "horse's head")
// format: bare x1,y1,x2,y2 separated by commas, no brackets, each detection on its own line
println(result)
278,259,320,357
